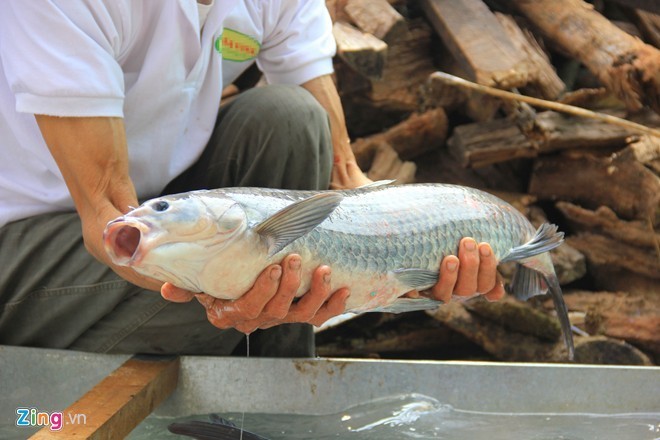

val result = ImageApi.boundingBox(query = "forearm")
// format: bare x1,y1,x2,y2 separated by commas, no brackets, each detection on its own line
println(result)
301,74,371,189
35,115,162,291
36,115,136,218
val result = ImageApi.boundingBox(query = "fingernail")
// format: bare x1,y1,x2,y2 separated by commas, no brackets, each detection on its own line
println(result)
447,261,458,272
289,257,301,270
270,266,282,280
323,270,331,284
479,245,491,257
464,239,477,251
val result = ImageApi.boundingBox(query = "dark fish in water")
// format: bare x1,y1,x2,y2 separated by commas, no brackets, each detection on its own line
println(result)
104,183,574,359
168,415,269,440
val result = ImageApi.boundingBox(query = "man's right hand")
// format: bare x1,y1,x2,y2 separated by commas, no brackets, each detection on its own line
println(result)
35,114,165,292
161,254,350,334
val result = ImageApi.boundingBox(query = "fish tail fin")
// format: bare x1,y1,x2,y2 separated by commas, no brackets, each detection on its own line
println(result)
510,253,575,361
500,223,564,264
544,270,575,361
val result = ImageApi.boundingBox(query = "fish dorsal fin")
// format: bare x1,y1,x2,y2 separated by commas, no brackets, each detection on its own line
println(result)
255,192,343,257
358,179,396,189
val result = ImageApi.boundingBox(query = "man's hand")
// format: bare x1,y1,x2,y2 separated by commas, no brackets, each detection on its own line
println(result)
161,254,350,334
407,238,505,303
164,238,504,333
35,115,165,292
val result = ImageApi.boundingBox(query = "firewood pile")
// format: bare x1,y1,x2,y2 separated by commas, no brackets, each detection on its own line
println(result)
314,0,660,365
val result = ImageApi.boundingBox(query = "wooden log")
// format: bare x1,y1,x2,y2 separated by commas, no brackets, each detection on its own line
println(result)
427,302,568,362
336,19,436,118
447,118,536,168
352,108,448,169
589,265,659,297
559,87,626,110
316,312,474,359
345,0,407,44
495,13,566,100
529,152,660,221
368,19,436,111
326,0,350,22
333,21,388,79
566,232,660,279
612,20,644,39
317,325,463,358
607,0,660,14
631,9,660,48
573,336,653,365
421,0,534,89
557,202,660,248
30,356,179,439
531,111,635,152
507,0,660,114
366,142,417,183
423,70,503,122
619,134,660,174
464,297,562,341
446,110,642,169
547,290,660,355
430,72,660,137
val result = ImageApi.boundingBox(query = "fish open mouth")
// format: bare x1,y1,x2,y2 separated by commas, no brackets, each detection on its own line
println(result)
103,218,147,266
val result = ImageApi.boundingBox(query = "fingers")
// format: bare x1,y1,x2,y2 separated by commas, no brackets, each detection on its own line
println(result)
484,273,506,302
430,239,504,303
203,262,284,331
476,242,498,294
229,264,282,320
453,238,480,296
296,266,349,327
161,283,196,303
430,255,459,303
309,287,350,327
259,254,302,320
201,255,349,333
248,266,349,330
285,266,333,323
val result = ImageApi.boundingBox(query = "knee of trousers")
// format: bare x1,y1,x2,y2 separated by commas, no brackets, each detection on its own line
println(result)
233,84,332,169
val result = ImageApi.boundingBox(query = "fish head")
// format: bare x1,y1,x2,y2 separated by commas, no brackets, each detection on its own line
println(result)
103,192,247,277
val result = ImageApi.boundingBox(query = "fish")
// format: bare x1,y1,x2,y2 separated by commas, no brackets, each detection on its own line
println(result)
103,183,574,359
168,414,269,440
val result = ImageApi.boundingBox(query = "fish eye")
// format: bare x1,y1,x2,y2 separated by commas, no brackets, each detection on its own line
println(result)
152,201,170,212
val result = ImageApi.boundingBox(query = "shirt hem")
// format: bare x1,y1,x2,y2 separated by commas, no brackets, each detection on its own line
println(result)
15,93,124,117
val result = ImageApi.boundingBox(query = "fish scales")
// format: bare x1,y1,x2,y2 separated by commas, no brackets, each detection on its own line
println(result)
225,184,534,275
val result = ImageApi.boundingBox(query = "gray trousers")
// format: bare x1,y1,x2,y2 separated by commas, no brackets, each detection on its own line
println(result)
0,85,332,356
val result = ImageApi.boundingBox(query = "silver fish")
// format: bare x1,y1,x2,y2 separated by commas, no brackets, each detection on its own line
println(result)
103,183,574,359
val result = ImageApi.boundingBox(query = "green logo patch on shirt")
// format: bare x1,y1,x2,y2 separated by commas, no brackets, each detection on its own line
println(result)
215,28,260,62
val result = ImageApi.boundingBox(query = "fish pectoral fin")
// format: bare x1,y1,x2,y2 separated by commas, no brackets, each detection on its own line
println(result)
500,223,564,263
255,192,343,257
393,268,439,291
372,297,442,313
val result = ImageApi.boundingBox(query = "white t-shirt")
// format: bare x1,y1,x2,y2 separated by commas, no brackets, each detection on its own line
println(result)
0,0,335,227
